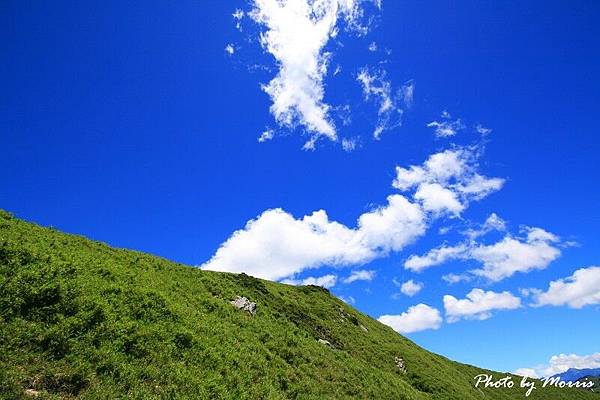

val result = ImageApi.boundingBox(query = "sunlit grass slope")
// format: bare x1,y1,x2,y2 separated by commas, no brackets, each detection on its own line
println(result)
0,210,594,399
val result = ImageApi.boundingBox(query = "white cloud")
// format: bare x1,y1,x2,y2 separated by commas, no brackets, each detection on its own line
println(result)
335,104,352,126
258,128,275,142
464,213,506,240
400,279,424,296
443,288,521,322
378,304,442,334
338,295,356,304
470,227,561,281
438,226,451,235
442,273,472,284
514,368,539,379
404,226,561,282
233,9,245,19
202,194,425,280
414,183,464,215
516,353,600,379
357,67,404,139
400,81,415,108
202,147,502,281
475,124,492,135
480,213,506,233
393,148,504,215
427,111,465,138
530,266,600,308
248,0,376,147
343,269,376,284
341,137,358,152
282,274,337,288
225,44,235,55
405,244,468,272
233,8,245,31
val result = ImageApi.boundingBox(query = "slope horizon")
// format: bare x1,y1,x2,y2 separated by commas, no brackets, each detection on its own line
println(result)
0,209,597,399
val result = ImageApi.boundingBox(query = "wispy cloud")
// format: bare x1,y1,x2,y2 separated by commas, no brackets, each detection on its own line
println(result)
405,225,562,282
341,137,358,152
343,269,376,284
474,124,492,135
258,128,275,142
442,273,472,285
224,44,235,55
463,213,506,240
427,111,465,138
405,244,468,272
338,294,356,304
400,80,415,108
356,67,404,139
232,8,244,31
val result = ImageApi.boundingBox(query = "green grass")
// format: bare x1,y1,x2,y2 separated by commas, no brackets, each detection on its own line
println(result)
577,376,600,394
0,209,595,399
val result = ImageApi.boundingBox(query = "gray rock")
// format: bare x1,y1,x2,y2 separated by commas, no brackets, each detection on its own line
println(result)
230,296,257,315
394,356,407,373
318,338,333,348
24,389,40,397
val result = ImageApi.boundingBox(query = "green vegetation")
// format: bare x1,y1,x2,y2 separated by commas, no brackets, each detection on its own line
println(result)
577,376,600,394
0,209,595,399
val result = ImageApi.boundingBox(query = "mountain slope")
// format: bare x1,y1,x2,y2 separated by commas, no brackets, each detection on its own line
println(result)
553,369,600,383
577,376,600,394
0,210,595,399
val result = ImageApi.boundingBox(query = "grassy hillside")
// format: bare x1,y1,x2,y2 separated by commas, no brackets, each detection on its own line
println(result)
0,210,595,399
577,376,600,394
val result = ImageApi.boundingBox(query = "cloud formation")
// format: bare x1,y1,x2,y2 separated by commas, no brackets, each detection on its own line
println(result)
393,148,505,215
463,213,506,240
341,137,358,152
469,228,561,281
400,279,424,296
426,111,465,138
281,274,338,288
378,304,442,334
443,288,521,322
248,0,378,148
427,111,465,138
202,195,425,280
258,128,275,142
405,244,468,272
356,67,404,139
529,266,600,308
405,225,562,282
343,269,376,284
202,147,502,281
515,353,600,379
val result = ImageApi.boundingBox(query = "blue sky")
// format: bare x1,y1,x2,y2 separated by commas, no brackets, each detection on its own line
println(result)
2,0,599,376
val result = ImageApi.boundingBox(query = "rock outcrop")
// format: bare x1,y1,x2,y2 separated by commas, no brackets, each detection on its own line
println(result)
395,356,406,373
230,296,257,315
